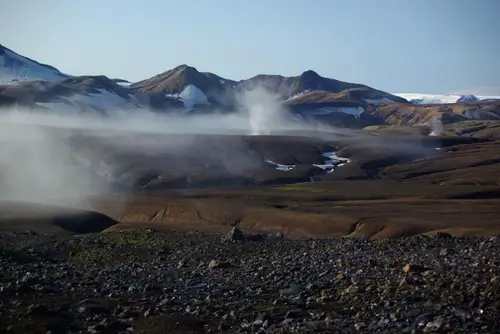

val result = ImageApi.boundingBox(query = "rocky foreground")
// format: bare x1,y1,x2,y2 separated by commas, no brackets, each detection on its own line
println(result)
1,228,500,333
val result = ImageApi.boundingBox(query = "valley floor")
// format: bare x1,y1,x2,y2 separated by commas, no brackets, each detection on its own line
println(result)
88,179,500,239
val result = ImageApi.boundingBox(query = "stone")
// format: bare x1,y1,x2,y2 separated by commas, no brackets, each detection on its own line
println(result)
222,227,245,242
403,264,430,273
208,260,232,269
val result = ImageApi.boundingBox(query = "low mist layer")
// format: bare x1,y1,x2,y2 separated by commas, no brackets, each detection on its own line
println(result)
0,88,439,210
0,88,309,207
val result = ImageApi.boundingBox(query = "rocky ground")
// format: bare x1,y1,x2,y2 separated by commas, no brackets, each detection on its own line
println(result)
1,228,500,333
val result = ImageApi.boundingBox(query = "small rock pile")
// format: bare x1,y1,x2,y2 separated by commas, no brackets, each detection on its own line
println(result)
1,230,499,333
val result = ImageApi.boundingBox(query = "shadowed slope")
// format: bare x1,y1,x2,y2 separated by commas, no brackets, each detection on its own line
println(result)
0,202,118,235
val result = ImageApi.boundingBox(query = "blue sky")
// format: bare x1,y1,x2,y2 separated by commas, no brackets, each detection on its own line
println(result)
1,0,499,94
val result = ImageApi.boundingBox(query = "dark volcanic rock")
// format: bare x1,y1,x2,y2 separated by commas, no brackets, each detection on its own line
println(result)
222,227,245,242
1,230,500,333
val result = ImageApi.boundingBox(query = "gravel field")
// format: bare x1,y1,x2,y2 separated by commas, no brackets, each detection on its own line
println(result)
1,228,500,333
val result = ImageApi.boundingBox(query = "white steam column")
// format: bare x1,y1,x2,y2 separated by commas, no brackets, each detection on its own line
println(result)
239,87,287,135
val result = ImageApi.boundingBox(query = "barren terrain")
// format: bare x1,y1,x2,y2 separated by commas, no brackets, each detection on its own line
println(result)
1,120,499,239
2,23,500,334
2,228,500,333
1,119,500,334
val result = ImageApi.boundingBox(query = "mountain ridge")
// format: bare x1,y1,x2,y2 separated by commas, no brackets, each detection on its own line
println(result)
1,43,500,129
0,44,69,84
0,43,411,108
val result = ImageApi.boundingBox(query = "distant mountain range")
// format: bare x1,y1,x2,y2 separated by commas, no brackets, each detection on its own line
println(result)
1,43,500,128
396,93,500,104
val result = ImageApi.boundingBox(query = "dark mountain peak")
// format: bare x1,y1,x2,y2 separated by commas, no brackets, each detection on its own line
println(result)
248,74,284,80
132,64,224,98
62,75,111,85
299,70,321,80
60,75,126,92
0,44,5,55
139,65,201,85
173,64,200,76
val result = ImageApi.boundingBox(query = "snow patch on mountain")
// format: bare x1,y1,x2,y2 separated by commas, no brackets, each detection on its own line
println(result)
71,89,137,110
116,81,133,87
36,89,139,114
306,107,365,119
179,84,208,108
164,84,209,111
0,45,68,84
363,97,398,104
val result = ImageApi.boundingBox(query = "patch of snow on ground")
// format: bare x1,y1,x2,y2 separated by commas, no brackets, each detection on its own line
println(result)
264,152,350,174
219,79,225,85
313,152,351,173
264,158,295,172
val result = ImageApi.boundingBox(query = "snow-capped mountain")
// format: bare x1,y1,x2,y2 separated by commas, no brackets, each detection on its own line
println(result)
456,94,479,103
394,93,500,104
1,43,500,129
0,44,69,84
